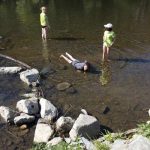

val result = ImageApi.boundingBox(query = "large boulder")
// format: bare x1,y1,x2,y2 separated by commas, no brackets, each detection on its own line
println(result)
16,98,39,115
20,68,39,86
39,98,58,122
0,67,22,74
0,106,17,123
34,120,54,143
69,114,100,140
56,116,75,132
14,113,35,125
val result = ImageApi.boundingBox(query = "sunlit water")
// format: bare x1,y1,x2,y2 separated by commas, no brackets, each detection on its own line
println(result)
0,0,150,149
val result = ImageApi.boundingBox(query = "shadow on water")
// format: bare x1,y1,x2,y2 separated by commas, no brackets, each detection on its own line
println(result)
113,58,150,63
49,37,85,41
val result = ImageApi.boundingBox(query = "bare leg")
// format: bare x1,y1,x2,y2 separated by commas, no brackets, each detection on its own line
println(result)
65,52,76,61
60,55,72,64
106,47,110,61
102,45,107,61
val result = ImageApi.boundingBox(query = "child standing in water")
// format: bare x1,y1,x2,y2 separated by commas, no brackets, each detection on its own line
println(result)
102,23,116,61
40,6,50,40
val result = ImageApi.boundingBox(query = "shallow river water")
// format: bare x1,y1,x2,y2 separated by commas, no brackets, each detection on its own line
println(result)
0,0,150,149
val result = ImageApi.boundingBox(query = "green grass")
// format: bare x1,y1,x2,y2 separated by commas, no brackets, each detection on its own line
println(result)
137,123,150,138
94,141,110,150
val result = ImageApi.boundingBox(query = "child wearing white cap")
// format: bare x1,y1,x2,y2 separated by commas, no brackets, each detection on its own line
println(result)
102,23,116,61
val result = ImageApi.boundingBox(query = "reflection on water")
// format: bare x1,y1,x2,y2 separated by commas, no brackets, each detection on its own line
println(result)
42,40,50,64
100,61,111,86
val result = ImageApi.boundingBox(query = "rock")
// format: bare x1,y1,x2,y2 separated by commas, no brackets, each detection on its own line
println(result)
40,66,55,79
56,82,71,91
128,135,150,150
81,109,88,115
16,98,39,115
0,106,17,123
81,137,96,150
34,121,54,143
66,87,77,94
69,114,100,140
47,137,63,146
111,139,127,150
22,93,37,98
56,116,75,132
0,67,22,74
64,138,71,144
20,124,28,130
14,113,35,125
148,109,150,117
17,129,29,136
39,98,58,122
20,68,39,86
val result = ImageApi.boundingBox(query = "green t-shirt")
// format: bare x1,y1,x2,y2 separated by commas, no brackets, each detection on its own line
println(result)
103,31,116,47
40,12,49,26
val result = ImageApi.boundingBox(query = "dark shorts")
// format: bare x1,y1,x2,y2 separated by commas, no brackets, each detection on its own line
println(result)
41,26,47,28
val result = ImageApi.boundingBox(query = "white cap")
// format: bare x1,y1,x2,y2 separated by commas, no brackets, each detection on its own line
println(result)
104,23,113,28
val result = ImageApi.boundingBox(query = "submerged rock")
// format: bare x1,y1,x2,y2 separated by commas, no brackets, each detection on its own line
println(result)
56,82,71,91
20,68,39,86
39,98,58,122
16,98,39,115
69,114,100,140
0,67,22,74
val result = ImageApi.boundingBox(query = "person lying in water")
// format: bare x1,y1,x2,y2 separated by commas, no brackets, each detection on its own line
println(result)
60,52,89,72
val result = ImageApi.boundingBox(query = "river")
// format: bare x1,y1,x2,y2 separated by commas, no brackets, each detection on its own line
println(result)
0,0,150,149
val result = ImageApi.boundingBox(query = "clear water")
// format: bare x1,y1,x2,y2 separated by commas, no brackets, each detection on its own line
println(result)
0,0,150,149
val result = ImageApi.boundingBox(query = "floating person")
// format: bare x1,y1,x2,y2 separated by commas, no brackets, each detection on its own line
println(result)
40,6,50,40
102,23,116,61
60,52,90,72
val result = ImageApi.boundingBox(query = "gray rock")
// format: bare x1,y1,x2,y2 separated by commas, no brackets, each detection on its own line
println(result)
0,106,17,123
39,98,58,122
111,139,127,150
47,137,63,146
34,121,54,143
20,68,39,86
16,98,39,115
14,113,35,125
81,137,96,150
66,87,77,94
56,116,75,132
69,114,100,140
56,82,71,91
128,135,150,150
0,67,22,74
64,138,72,144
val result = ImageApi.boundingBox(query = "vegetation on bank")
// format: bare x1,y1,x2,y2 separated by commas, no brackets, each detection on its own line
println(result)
30,122,150,150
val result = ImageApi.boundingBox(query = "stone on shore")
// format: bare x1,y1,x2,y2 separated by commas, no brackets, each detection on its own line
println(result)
69,114,100,140
47,137,63,146
56,116,75,132
14,113,35,125
111,135,150,150
34,120,54,143
16,98,39,115
56,82,71,91
0,106,17,123
39,98,58,122
20,68,39,86
0,67,22,74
